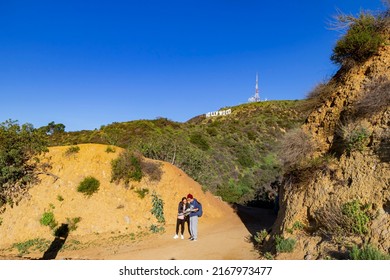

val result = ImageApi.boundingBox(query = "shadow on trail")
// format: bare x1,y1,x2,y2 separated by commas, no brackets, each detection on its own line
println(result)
41,223,69,260
233,204,277,236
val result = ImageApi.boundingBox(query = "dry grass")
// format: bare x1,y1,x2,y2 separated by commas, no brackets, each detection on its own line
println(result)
278,128,315,169
354,77,390,118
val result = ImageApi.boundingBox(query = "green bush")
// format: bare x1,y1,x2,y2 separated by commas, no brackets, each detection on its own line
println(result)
350,244,390,260
275,235,296,253
65,145,80,156
77,177,100,196
254,229,268,245
40,211,57,229
151,192,165,224
189,132,210,151
331,12,385,66
134,188,149,199
150,224,165,233
105,146,116,153
111,151,143,186
0,120,48,207
342,200,371,235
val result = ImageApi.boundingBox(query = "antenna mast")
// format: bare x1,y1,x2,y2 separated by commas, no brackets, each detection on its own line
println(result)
254,73,260,102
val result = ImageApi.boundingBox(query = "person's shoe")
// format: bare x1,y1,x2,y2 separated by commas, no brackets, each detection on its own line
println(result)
191,239,197,242
173,234,179,239
189,237,194,240
181,235,184,240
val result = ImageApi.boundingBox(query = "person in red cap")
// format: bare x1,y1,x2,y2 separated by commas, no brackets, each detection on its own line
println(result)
186,193,202,241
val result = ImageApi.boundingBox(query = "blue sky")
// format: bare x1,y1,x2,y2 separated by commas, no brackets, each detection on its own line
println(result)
0,0,386,131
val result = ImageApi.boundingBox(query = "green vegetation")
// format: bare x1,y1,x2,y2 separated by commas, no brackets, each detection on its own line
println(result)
64,145,80,156
105,146,116,153
57,195,64,202
77,176,100,197
66,217,82,231
111,151,143,185
150,224,165,233
349,244,390,260
12,238,51,255
47,101,306,203
40,211,57,229
254,229,268,245
275,235,296,253
342,200,372,236
135,188,149,199
151,192,165,224
0,120,48,208
331,11,388,67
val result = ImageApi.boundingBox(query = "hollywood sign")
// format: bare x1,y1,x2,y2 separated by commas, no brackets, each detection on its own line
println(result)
205,109,232,118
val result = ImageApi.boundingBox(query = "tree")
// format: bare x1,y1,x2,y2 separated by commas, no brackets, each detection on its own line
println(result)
41,121,66,135
0,120,48,208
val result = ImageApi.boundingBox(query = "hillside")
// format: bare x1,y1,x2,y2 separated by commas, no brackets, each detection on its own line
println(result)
262,13,390,260
47,100,307,204
0,144,264,259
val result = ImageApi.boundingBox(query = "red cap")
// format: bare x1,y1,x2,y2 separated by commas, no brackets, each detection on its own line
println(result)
187,193,193,199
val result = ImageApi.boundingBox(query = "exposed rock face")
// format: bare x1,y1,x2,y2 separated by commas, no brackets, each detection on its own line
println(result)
271,41,390,258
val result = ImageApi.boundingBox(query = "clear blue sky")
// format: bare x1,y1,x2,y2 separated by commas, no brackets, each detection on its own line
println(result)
0,0,386,131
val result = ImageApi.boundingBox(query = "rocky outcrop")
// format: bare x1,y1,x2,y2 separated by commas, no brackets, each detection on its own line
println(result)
270,40,390,259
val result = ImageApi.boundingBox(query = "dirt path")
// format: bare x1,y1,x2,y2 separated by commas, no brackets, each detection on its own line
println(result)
52,206,275,260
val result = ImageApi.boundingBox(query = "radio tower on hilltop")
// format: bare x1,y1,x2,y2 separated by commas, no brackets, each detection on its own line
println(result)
248,73,261,102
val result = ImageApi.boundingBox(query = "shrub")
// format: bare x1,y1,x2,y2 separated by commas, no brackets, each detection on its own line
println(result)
134,188,149,199
105,146,116,153
275,235,296,253
150,224,165,233
66,217,81,231
190,132,210,151
278,128,315,169
355,77,390,118
64,145,80,156
254,229,268,245
337,122,369,153
0,120,48,208
151,192,165,224
77,176,100,197
57,195,64,202
111,151,143,186
350,244,390,260
40,211,57,229
331,12,386,66
141,160,162,182
342,200,371,236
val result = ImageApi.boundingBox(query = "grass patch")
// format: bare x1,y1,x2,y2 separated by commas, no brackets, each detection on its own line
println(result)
40,211,57,229
350,244,390,260
64,145,80,156
134,188,149,199
77,176,100,197
105,146,116,153
12,238,51,255
150,224,165,233
275,235,296,253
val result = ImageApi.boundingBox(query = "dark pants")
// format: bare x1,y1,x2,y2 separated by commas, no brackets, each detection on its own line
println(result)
175,218,185,235
185,216,191,236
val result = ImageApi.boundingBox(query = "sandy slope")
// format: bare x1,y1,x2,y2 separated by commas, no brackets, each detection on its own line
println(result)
0,144,270,260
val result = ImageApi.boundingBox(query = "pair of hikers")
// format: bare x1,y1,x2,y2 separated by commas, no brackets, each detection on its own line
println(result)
173,193,202,241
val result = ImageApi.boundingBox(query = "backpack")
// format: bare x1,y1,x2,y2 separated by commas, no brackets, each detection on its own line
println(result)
197,201,203,217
